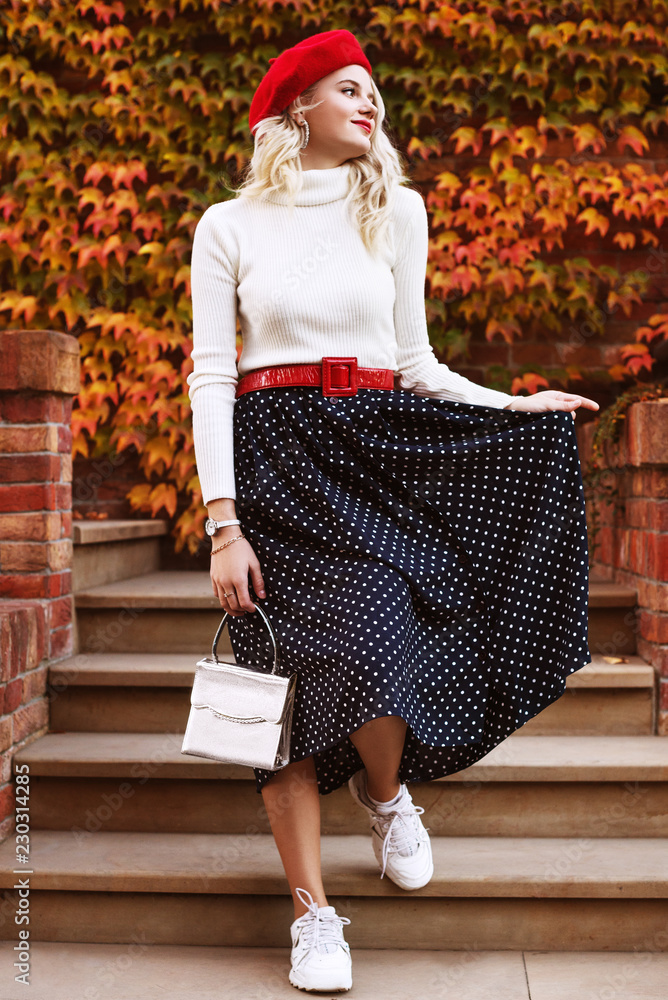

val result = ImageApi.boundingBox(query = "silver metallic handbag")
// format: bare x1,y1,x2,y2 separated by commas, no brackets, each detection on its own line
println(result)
180,601,297,770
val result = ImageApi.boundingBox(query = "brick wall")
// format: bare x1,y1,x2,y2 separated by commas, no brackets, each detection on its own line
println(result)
73,448,142,520
0,603,48,840
0,329,80,840
579,399,668,733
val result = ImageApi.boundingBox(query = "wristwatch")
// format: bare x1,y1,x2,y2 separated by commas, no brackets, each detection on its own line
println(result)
205,517,241,536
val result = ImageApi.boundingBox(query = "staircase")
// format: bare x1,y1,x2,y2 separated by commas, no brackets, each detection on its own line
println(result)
1,520,667,996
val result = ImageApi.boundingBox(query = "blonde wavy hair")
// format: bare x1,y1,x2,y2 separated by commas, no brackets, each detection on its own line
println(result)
222,75,413,257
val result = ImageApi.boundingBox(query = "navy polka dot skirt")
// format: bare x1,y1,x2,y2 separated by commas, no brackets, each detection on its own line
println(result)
226,385,591,797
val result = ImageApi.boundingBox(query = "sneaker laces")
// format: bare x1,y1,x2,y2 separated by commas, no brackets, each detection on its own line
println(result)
370,794,430,880
293,887,351,955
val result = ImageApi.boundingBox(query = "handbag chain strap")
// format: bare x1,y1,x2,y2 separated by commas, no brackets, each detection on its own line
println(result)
211,601,281,674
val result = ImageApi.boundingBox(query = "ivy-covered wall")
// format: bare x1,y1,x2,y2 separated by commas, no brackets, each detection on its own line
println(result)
1,1,668,552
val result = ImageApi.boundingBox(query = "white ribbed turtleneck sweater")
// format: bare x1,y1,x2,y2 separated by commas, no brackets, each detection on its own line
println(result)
188,162,514,503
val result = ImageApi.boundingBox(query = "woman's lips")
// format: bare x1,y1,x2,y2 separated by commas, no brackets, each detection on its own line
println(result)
353,121,371,134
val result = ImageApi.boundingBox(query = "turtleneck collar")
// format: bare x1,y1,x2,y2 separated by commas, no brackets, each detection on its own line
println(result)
263,162,353,206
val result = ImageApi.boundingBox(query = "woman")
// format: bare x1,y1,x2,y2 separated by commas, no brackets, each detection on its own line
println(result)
188,29,599,993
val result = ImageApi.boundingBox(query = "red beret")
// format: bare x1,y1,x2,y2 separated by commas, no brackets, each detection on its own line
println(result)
249,29,373,135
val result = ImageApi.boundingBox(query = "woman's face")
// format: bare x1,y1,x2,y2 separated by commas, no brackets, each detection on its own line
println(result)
288,63,377,168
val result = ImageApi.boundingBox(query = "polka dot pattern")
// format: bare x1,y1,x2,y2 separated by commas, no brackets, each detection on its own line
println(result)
226,385,591,797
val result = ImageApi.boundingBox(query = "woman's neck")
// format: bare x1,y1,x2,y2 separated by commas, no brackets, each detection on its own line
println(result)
263,162,353,206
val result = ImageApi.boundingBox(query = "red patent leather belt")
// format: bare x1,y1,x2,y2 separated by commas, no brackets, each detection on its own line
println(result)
235,357,395,398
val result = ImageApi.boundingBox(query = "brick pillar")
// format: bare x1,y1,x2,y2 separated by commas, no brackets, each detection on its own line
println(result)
0,329,79,839
580,399,668,732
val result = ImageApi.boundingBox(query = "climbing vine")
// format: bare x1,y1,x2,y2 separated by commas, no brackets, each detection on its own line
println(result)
1,0,668,551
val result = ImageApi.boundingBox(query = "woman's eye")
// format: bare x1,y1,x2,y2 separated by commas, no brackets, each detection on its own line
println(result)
341,86,375,108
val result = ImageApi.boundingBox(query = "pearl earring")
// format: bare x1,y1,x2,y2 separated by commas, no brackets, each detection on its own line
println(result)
300,119,309,148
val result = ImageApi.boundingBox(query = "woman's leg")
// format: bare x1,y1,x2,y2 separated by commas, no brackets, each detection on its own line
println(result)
262,716,408,918
348,715,408,801
261,755,326,919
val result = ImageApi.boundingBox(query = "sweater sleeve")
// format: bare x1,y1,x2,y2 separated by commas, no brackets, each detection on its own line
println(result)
187,204,240,504
392,188,514,409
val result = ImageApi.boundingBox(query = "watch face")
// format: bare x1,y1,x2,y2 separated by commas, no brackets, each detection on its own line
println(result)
205,519,216,536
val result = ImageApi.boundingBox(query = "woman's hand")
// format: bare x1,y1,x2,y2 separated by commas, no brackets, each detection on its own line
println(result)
210,532,266,616
505,390,600,419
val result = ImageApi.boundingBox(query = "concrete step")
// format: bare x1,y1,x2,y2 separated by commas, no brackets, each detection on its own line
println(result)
47,652,656,735
15,733,668,837
72,519,167,593
74,571,233,655
0,831,666,950
2,942,668,1000
73,573,639,655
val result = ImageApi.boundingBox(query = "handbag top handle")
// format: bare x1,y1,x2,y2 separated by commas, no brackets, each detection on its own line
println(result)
211,600,281,674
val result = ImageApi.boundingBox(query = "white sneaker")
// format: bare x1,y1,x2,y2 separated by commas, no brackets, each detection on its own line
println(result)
348,768,434,890
288,887,352,993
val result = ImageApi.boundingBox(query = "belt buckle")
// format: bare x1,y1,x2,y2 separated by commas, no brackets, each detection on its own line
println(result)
321,357,358,396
